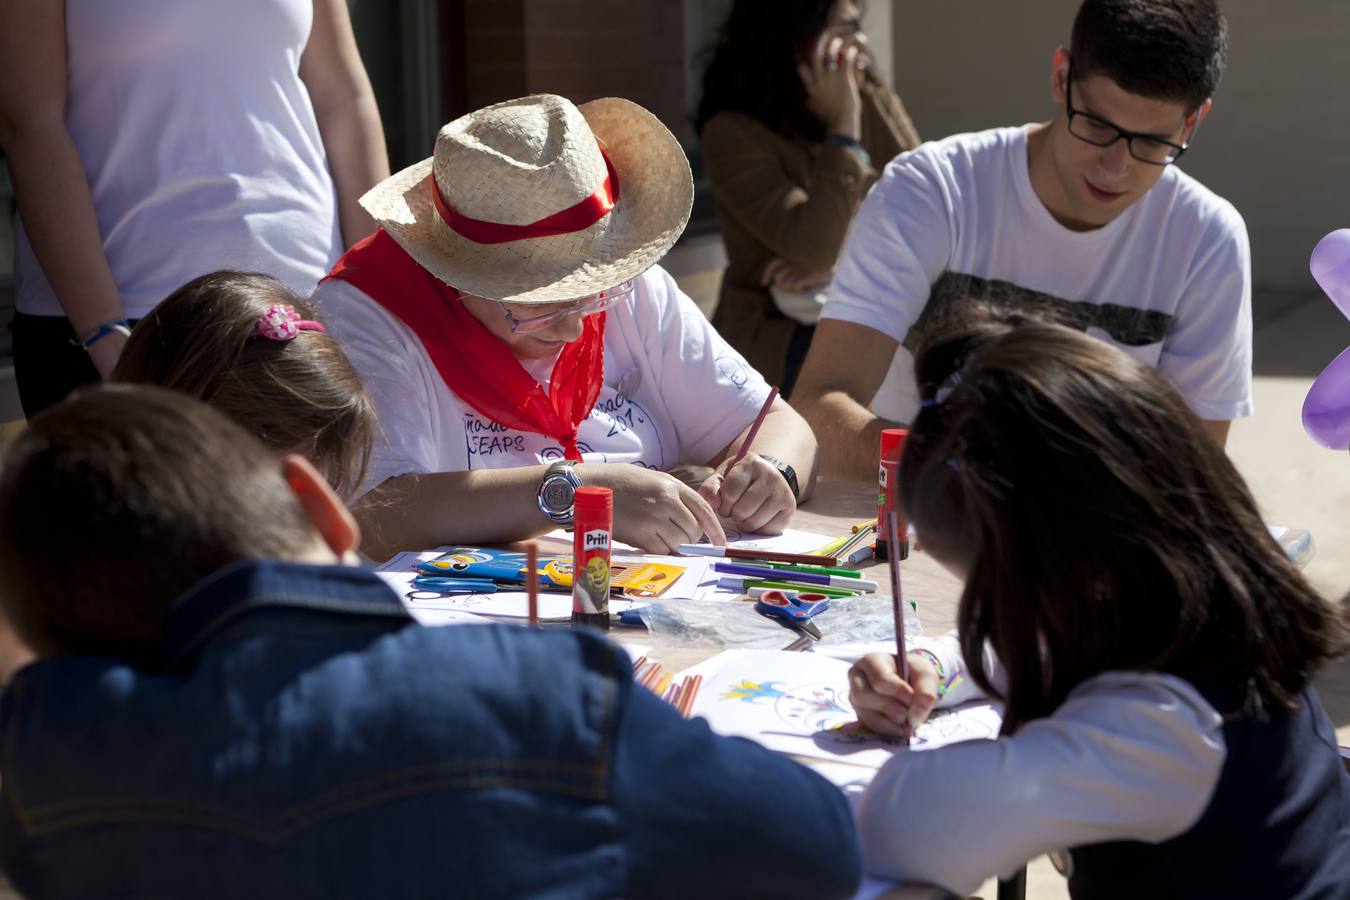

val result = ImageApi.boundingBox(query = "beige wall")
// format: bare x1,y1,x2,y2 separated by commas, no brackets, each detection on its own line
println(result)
889,0,1350,296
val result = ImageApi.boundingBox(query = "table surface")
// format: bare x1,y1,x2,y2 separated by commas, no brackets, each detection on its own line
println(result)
612,477,963,669
616,477,964,900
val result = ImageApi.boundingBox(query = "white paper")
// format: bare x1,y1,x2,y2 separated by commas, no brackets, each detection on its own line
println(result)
687,650,1001,770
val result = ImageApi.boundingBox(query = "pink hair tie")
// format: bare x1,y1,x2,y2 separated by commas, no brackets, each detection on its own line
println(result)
251,305,326,341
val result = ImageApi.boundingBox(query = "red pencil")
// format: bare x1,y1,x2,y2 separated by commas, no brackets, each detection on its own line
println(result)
731,386,779,465
525,541,540,627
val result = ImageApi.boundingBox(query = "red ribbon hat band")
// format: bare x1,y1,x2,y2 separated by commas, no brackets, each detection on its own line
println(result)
430,144,621,245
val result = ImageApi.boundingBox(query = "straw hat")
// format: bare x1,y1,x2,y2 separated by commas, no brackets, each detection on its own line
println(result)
359,94,693,304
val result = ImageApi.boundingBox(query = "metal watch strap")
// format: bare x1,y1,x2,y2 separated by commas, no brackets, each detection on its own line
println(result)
536,459,583,526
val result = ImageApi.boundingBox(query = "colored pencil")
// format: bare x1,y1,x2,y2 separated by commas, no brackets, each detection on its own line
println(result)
714,561,878,591
668,678,686,711
835,526,876,558
525,541,540,627
639,661,665,690
885,512,908,678
653,671,674,699
886,511,911,747
731,386,779,465
679,675,702,718
676,544,840,567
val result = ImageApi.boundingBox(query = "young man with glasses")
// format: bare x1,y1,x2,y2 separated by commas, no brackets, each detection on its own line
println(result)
313,95,817,558
793,0,1250,480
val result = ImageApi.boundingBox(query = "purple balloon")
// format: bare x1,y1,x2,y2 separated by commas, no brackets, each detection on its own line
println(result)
1303,345,1350,450
1310,229,1350,322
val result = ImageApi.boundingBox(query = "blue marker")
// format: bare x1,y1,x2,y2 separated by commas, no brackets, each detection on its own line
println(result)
411,575,498,594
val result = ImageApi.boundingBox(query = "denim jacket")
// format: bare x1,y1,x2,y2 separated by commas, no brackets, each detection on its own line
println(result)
0,560,860,899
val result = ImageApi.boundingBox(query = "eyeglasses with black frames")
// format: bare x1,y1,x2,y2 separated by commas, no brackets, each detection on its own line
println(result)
500,280,635,335
1064,70,1194,167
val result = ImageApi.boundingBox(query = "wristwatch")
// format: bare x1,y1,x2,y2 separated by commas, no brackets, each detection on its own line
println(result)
758,455,800,501
537,460,583,526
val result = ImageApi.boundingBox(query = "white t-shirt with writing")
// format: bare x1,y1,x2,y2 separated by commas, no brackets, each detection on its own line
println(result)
823,126,1253,423
313,266,772,495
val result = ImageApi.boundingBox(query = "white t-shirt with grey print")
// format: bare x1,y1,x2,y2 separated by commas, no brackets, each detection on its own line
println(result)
313,265,772,496
823,125,1253,424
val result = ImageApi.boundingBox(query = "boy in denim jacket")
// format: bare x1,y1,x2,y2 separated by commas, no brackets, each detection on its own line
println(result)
0,385,861,900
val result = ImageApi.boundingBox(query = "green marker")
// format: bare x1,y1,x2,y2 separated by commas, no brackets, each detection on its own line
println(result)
763,561,862,579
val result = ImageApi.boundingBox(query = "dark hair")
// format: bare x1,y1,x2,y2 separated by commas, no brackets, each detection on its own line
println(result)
113,271,376,500
901,318,1349,733
1070,0,1228,112
695,0,848,140
0,385,321,663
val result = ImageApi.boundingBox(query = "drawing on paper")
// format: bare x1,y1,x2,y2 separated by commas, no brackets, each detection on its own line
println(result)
722,680,854,734
718,676,997,747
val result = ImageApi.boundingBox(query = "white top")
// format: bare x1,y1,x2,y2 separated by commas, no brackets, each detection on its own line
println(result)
823,126,1253,424
859,633,1226,895
14,0,342,318
312,266,773,495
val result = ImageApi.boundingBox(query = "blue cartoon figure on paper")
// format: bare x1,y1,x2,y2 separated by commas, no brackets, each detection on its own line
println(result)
722,679,852,733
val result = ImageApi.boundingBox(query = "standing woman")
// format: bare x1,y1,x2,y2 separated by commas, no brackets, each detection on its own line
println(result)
696,0,920,396
0,0,389,416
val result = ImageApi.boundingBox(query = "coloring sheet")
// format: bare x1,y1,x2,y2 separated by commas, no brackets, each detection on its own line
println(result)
685,650,1001,770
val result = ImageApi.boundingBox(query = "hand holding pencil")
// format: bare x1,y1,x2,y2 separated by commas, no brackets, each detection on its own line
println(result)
846,651,939,739
698,387,796,534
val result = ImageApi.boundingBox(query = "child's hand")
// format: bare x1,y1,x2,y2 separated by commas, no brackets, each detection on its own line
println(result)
848,651,939,738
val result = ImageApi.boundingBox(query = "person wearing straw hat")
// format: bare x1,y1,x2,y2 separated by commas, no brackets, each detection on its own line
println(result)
313,94,818,558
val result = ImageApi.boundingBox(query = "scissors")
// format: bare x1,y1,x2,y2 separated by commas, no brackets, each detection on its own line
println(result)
754,590,831,640
410,575,498,595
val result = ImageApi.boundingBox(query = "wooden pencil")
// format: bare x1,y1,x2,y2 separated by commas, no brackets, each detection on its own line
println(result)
730,386,779,465
886,512,909,684
525,541,540,627
680,675,703,718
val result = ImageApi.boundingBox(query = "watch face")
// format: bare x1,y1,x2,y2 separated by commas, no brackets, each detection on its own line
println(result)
542,478,575,511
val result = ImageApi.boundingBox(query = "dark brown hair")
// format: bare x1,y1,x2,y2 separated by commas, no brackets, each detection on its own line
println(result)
901,318,1348,732
0,385,320,663
113,271,376,500
1070,0,1228,112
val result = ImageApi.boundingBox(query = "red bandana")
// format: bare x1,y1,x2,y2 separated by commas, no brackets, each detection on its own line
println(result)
325,230,605,461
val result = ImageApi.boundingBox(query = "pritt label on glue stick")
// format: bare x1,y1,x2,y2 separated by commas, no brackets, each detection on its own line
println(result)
575,530,611,614
572,487,613,630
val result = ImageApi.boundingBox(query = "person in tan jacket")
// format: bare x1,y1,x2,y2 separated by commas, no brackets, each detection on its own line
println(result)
696,0,919,395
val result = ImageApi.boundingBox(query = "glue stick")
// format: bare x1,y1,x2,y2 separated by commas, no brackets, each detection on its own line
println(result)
876,428,909,561
572,486,613,631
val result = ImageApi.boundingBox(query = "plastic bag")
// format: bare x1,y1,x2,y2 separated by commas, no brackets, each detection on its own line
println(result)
634,594,921,650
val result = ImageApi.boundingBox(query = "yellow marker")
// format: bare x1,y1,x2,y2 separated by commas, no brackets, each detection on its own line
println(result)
851,518,877,534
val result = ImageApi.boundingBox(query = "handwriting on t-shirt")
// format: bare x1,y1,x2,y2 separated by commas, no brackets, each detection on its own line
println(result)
464,417,526,456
